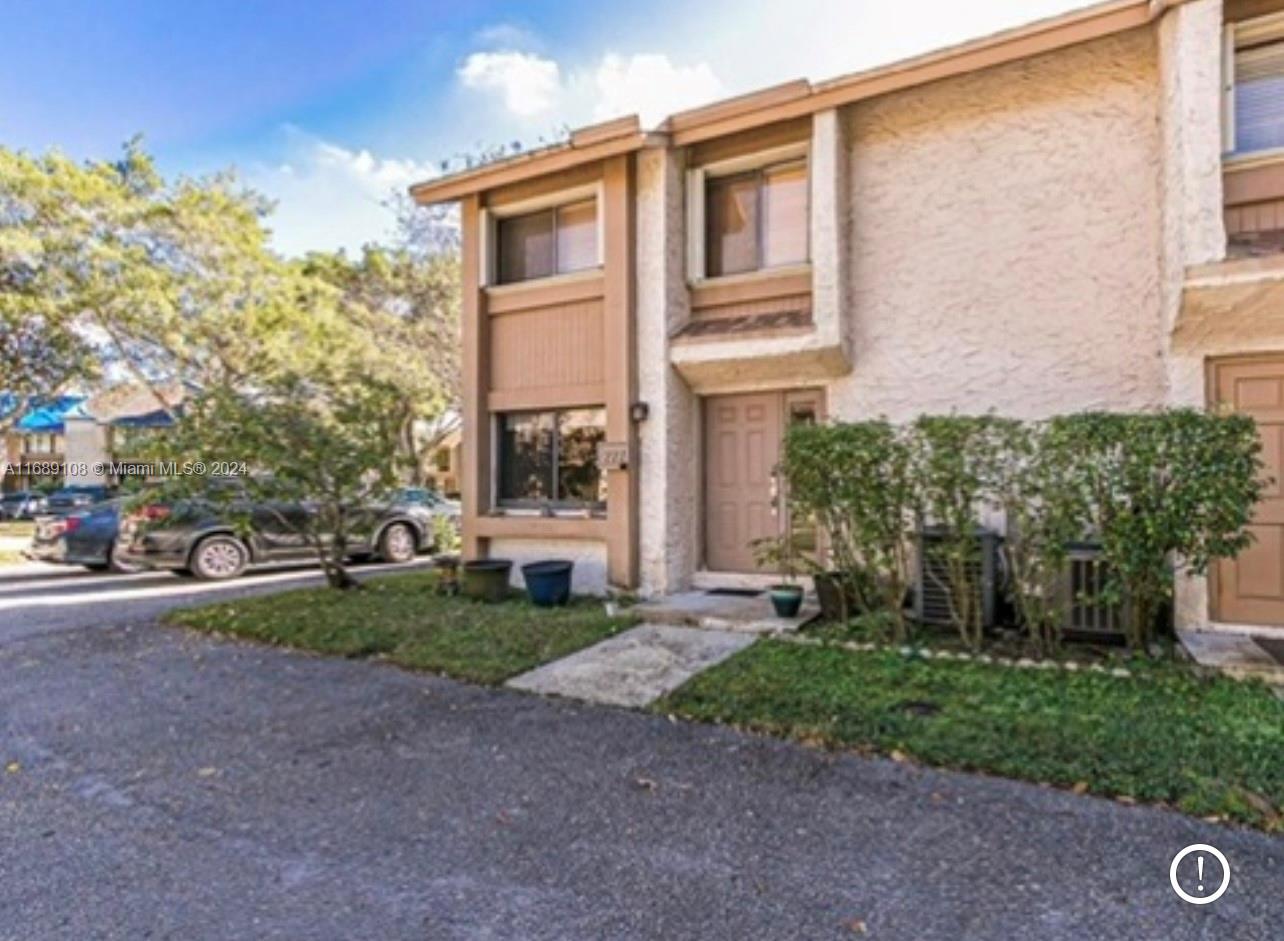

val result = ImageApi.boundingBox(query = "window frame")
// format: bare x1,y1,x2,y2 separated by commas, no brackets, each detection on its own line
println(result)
687,141,810,283
1223,11,1284,161
481,183,605,288
493,406,607,513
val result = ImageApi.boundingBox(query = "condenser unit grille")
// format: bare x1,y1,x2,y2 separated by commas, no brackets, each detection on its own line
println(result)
915,529,1001,629
1064,548,1123,636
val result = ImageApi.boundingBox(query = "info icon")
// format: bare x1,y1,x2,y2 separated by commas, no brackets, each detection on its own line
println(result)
1169,844,1230,905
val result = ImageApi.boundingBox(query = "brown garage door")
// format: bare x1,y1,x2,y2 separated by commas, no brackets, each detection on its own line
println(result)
1212,356,1284,625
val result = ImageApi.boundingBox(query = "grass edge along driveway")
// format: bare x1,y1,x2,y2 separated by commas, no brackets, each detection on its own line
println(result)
165,571,634,685
656,638,1284,832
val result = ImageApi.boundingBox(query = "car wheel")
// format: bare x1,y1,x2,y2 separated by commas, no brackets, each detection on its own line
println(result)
190,535,249,580
378,523,416,564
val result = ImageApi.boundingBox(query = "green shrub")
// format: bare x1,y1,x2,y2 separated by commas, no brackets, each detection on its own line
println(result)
783,409,1265,655
1051,410,1264,649
784,420,917,642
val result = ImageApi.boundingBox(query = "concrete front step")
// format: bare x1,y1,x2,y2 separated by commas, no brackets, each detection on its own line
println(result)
1178,629,1284,686
633,590,819,635
505,624,756,708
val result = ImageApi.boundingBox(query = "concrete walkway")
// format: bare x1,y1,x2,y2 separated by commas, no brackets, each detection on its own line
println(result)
506,623,755,707
1180,628,1284,688
506,589,817,708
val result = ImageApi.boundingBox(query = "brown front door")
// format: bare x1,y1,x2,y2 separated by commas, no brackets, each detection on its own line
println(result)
1213,356,1284,625
703,389,823,573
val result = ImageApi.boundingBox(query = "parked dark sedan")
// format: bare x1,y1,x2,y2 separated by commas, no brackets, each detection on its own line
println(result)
116,497,442,580
45,485,115,517
26,499,138,572
1,490,48,520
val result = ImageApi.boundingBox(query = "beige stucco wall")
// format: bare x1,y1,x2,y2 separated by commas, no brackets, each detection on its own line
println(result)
1159,0,1226,630
635,146,700,596
829,28,1167,421
489,537,608,595
63,417,108,486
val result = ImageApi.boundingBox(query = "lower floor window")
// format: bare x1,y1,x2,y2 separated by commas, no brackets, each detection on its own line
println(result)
498,407,606,509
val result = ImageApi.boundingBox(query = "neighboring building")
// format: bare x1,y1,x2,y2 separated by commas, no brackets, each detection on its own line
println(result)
2,395,88,493
410,0,1284,631
427,428,463,498
2,385,180,492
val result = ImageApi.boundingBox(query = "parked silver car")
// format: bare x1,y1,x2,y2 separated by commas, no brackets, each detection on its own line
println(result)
1,490,48,520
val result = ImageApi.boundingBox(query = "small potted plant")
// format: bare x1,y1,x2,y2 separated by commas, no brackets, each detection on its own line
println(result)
752,533,805,618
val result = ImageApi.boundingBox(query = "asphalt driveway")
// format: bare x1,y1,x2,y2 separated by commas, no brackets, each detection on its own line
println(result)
1,613,1281,938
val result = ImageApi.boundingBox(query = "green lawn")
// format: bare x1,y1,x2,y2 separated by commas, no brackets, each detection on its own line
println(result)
658,638,1284,830
166,572,635,685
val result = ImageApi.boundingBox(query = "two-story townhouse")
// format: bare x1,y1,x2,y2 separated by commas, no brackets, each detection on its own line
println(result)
411,0,1284,633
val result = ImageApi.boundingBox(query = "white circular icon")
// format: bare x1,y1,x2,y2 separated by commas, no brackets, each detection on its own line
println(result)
1170,844,1230,905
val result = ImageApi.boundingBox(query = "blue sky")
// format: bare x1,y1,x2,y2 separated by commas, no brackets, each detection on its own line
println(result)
1,0,1087,256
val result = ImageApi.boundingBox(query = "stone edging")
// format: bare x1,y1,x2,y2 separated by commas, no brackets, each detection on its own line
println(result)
773,633,1134,678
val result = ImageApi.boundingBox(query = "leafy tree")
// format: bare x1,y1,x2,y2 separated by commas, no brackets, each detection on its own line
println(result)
0,139,313,422
299,244,459,486
4,140,456,588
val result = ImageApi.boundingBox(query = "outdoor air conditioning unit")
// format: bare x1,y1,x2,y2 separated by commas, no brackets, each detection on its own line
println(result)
914,527,1003,630
1059,542,1124,640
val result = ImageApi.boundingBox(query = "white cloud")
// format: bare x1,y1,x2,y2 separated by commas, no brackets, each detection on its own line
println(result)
457,50,561,117
588,53,723,126
245,128,438,257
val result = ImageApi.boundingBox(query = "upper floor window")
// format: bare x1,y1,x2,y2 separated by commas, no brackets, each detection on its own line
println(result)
705,160,808,277
688,141,809,282
23,434,57,454
1228,13,1284,156
495,198,598,285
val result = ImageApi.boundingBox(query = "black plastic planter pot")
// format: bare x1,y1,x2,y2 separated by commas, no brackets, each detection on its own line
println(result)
769,584,804,618
813,572,846,621
462,559,513,602
522,559,574,607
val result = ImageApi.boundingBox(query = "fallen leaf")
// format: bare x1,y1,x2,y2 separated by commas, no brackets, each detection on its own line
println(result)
197,767,217,778
5,761,20,774
1072,782,1089,795
1116,795,1137,805
844,917,868,934
889,750,909,764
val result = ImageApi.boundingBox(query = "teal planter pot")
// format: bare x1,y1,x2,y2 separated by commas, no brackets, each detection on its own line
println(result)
769,584,804,618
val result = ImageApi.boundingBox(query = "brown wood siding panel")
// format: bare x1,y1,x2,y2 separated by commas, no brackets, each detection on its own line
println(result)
1226,197,1284,234
459,195,490,559
601,153,638,588
485,162,603,210
489,299,605,396
474,514,610,540
1226,0,1284,24
485,275,604,314
688,117,812,169
1224,163,1284,238
692,291,813,322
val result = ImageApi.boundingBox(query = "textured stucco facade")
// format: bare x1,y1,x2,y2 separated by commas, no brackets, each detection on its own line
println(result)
830,29,1168,422
636,147,700,596
489,538,609,596
428,0,1283,627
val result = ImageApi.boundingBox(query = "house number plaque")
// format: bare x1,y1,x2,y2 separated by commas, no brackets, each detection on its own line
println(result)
597,441,632,471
